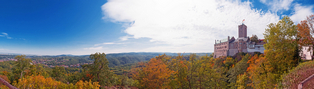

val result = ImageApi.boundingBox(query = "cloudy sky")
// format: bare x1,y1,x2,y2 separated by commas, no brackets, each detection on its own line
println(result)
0,0,314,55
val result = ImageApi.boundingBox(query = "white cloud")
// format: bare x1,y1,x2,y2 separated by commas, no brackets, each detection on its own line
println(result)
259,0,294,12
290,4,314,24
84,46,103,50
0,32,12,39
2,33,8,36
0,48,15,53
94,42,124,46
101,0,280,52
260,0,266,3
103,42,115,45
119,35,132,41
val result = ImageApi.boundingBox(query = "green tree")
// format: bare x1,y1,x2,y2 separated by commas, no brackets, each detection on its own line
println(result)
250,35,259,43
224,57,236,70
263,16,299,87
196,55,227,89
167,54,227,89
236,73,249,89
82,52,112,86
52,66,66,82
226,54,251,88
187,54,198,89
67,71,81,84
14,55,32,80
26,64,50,78
168,54,189,89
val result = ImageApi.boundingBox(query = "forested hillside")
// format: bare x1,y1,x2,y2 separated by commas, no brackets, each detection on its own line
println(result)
0,15,313,89
0,52,211,67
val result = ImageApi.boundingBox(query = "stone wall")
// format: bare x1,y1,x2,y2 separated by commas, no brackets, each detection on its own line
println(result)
228,49,238,57
214,41,229,58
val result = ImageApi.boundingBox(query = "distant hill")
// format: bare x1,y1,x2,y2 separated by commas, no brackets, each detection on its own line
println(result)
0,52,212,67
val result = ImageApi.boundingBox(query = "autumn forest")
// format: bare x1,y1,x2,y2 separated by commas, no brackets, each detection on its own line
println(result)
0,15,314,89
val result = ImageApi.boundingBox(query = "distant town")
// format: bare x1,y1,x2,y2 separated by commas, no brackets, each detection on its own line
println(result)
0,56,93,68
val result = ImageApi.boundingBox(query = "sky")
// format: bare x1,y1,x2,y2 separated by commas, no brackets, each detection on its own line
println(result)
0,0,314,55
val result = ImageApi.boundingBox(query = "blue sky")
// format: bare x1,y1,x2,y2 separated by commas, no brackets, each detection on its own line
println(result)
0,0,314,55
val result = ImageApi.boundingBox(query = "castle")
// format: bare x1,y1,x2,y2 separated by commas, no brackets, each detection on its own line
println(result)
213,24,265,58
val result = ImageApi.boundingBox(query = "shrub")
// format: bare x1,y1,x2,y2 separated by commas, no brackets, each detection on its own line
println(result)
282,61,314,88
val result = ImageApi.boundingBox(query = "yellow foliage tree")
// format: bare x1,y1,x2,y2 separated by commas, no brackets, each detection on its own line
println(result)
13,75,99,89
263,16,299,88
236,73,248,89
75,80,100,89
246,54,268,88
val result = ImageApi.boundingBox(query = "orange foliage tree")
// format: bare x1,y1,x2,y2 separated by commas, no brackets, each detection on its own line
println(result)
132,57,174,89
297,15,314,60
246,54,269,88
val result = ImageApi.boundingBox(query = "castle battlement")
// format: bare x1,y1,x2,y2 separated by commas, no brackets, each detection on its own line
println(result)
213,24,265,58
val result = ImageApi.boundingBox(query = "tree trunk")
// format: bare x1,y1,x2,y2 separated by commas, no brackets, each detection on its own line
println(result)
0,77,18,89
20,70,24,79
97,65,104,83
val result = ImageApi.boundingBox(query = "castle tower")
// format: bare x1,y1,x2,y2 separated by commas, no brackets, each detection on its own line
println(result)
238,24,247,38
